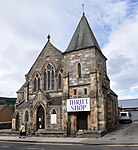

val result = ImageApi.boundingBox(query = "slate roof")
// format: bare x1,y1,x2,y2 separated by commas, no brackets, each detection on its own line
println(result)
16,100,31,109
118,99,138,108
16,96,62,109
65,14,101,53
17,81,28,93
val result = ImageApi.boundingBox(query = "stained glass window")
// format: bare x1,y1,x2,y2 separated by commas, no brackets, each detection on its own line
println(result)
34,78,37,92
44,71,47,91
58,73,62,89
51,70,54,90
48,70,50,90
38,77,40,90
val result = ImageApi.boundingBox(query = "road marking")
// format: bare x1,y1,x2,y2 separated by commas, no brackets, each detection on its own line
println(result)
2,145,10,148
106,144,138,147
28,148,42,150
0,140,73,146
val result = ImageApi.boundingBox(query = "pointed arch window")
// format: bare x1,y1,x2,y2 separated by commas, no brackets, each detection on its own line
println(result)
43,63,55,91
25,111,29,122
51,109,57,124
78,63,81,78
51,70,55,90
38,77,40,90
33,73,41,92
48,70,50,90
44,71,47,91
58,72,62,89
34,78,37,92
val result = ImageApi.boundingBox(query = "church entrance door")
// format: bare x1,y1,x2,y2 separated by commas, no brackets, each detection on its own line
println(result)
77,112,88,131
16,112,19,131
37,105,45,130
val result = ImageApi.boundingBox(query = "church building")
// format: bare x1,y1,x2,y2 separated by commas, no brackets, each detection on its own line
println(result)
12,13,118,137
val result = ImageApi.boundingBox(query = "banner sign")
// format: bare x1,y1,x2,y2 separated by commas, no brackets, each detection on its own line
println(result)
67,97,90,112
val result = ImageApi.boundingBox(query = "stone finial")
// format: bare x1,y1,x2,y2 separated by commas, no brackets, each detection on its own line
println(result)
47,34,50,42
82,4,85,16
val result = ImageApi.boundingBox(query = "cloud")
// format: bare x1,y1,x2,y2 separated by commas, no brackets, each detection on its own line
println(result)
103,1,138,99
0,0,138,99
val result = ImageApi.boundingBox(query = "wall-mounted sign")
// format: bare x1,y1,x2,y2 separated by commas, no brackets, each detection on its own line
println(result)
51,114,57,124
67,97,90,112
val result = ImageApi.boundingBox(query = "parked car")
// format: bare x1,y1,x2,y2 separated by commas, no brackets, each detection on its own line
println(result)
119,111,132,124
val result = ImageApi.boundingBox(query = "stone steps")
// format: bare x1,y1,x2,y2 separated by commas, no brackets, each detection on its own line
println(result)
0,129,19,136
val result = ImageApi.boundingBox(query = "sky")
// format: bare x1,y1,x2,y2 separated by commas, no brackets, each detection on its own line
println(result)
0,0,138,99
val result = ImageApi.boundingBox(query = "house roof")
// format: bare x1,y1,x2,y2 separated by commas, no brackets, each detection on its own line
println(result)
118,99,138,108
65,14,101,53
0,105,6,112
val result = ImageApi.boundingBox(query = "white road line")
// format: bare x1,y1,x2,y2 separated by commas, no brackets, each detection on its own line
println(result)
28,148,41,150
106,144,138,147
2,145,10,148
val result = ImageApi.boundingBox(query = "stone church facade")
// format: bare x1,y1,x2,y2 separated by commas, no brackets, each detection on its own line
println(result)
12,14,118,137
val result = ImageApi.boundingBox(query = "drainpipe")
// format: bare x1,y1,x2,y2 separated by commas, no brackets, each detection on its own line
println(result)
96,68,99,131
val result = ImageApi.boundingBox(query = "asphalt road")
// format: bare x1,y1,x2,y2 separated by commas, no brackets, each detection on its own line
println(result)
0,141,138,150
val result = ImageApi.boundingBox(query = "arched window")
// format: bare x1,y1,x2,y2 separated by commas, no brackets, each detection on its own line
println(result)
34,78,37,92
25,111,29,122
38,77,40,90
78,63,81,78
51,109,57,124
48,70,50,90
43,63,55,91
44,71,47,91
58,73,62,89
33,73,41,92
51,70,55,90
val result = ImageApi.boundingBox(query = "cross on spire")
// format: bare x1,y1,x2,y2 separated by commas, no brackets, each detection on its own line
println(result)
47,34,50,42
82,4,85,16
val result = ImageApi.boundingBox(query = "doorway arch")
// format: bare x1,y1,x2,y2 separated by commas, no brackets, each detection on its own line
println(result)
37,105,45,130
16,112,19,131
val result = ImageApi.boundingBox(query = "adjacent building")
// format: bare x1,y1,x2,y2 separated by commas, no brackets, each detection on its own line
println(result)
12,13,118,137
0,105,13,129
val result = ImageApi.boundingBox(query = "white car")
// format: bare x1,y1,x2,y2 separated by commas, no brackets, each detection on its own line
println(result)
119,112,132,124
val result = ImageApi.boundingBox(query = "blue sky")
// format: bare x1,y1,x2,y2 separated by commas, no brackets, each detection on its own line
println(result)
0,0,138,99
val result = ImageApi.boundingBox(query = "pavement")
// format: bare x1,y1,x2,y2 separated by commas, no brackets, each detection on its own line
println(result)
0,122,138,146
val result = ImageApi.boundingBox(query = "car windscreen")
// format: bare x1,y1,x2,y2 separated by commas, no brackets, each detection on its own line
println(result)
120,113,127,116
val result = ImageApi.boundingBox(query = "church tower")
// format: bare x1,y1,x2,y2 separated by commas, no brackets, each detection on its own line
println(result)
62,14,118,136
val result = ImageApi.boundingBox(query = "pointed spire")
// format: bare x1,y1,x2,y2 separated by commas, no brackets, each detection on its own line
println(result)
65,14,101,52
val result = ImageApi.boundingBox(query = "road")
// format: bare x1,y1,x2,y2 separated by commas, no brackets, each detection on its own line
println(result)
0,141,138,150
0,121,138,149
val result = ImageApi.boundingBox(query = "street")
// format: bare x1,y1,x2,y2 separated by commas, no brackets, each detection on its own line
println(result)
0,141,138,150
0,121,138,149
